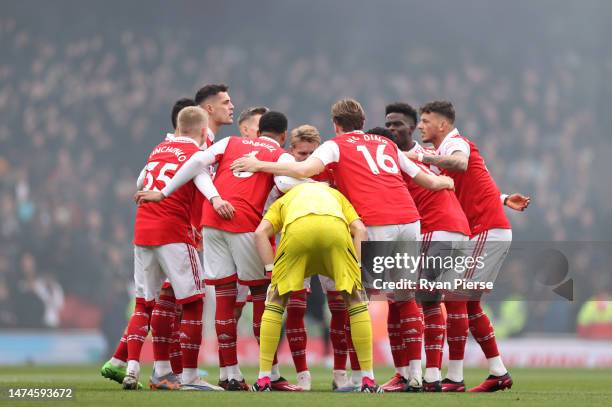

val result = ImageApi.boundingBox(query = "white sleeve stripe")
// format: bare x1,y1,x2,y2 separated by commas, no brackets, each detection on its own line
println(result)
443,139,470,157
398,151,421,178
207,136,230,156
160,150,216,197
311,140,339,165
277,152,295,163
274,153,310,192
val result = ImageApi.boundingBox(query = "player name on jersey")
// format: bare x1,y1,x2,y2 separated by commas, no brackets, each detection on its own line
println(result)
314,131,420,226
202,136,285,233
135,136,201,246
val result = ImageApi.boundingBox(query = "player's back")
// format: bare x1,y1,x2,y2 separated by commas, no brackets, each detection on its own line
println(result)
202,136,285,232
135,136,201,246
326,131,420,226
435,133,510,236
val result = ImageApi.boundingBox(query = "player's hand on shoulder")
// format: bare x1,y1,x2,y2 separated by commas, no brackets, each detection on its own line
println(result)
135,190,166,204
230,154,260,173
211,196,235,220
405,150,418,161
506,193,531,212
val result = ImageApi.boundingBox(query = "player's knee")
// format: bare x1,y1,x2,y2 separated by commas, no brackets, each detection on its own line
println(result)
266,286,288,307
343,287,366,306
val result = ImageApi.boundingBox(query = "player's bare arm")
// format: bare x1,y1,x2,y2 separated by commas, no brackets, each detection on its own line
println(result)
254,220,276,269
406,150,468,172
349,219,367,263
135,190,165,204
503,193,531,212
211,196,235,219
399,150,454,191
230,154,325,179
135,186,234,220
194,173,235,219
413,171,455,191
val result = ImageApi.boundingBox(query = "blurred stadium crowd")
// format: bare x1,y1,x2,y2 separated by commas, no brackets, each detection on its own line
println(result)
1,0,611,339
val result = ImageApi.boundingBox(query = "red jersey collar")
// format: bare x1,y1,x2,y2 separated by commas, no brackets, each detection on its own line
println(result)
259,135,281,147
172,135,200,147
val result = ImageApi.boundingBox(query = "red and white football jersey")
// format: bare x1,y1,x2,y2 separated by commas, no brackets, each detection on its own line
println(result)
433,128,511,236
312,131,421,226
164,130,210,244
404,142,470,235
201,136,286,232
311,166,335,185
134,136,201,246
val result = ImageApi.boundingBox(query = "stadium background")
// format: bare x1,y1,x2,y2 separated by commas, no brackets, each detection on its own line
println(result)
1,0,611,367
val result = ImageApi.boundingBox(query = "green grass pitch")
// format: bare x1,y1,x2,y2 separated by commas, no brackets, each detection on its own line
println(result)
1,365,611,407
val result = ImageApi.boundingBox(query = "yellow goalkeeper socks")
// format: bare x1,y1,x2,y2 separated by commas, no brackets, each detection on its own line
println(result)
348,302,373,373
259,303,285,374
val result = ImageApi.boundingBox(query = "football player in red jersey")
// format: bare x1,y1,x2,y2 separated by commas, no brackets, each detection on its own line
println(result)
101,97,198,388
408,100,529,392
137,111,304,391
130,106,225,391
193,83,241,387
234,106,270,321
381,103,472,392
237,106,269,140
341,102,464,391
195,83,234,148
229,106,301,392
230,98,455,391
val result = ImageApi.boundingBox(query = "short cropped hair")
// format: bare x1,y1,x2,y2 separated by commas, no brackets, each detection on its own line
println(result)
419,100,455,123
290,124,321,146
258,111,288,134
171,98,197,129
385,102,418,125
366,127,397,144
331,98,365,132
177,106,208,133
194,83,229,105
237,106,270,125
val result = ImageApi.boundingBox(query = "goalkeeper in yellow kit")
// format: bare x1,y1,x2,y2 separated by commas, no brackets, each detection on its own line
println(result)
251,182,381,393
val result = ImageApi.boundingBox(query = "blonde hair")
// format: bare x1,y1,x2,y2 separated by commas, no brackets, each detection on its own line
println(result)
290,124,321,147
177,106,208,133
331,98,365,132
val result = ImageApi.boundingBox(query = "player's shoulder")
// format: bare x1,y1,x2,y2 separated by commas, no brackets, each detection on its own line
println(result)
148,138,172,155
331,132,362,144
439,129,470,153
448,129,470,144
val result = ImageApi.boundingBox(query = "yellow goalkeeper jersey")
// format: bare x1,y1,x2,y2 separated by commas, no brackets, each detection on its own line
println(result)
263,182,360,234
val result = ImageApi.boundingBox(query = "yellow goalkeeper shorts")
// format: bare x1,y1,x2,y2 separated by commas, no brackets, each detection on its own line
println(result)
271,214,362,295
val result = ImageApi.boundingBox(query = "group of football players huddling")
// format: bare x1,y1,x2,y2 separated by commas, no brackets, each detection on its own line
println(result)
100,83,530,393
